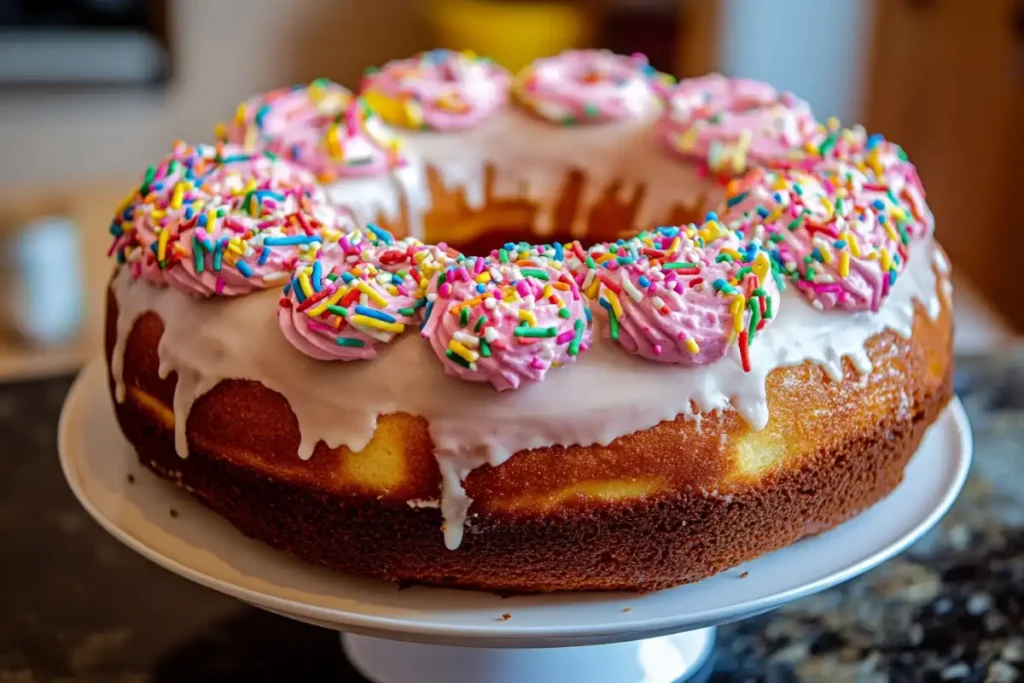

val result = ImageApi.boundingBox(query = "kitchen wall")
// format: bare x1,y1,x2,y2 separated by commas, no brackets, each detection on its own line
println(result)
0,0,428,188
718,0,874,124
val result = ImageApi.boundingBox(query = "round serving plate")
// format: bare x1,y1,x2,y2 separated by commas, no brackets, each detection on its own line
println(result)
60,360,971,682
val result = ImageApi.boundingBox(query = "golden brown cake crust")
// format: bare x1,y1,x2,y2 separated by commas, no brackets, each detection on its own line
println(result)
104,275,954,593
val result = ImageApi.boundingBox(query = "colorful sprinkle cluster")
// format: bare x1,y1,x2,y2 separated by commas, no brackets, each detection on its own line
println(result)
656,74,818,177
566,223,781,371
722,163,914,312
215,79,406,183
110,50,937,387
278,226,455,360
515,49,674,125
420,242,592,391
361,49,511,131
767,120,934,240
109,142,345,297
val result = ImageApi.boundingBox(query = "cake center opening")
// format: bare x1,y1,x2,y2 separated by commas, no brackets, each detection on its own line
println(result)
442,224,586,256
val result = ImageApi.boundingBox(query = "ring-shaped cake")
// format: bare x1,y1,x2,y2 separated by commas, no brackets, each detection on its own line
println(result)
106,49,952,592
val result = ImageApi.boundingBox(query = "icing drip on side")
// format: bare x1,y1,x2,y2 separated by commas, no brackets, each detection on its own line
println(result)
330,108,720,243
110,239,946,549
324,167,420,233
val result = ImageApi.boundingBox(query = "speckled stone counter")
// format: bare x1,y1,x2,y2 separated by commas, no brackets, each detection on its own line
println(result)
1,350,1021,682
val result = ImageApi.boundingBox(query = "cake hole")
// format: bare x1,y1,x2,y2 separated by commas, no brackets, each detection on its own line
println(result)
447,226,583,256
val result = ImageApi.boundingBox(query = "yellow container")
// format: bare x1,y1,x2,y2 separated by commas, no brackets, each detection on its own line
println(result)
427,0,589,73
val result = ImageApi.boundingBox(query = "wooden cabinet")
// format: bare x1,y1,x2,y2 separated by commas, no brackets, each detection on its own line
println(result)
864,0,1023,330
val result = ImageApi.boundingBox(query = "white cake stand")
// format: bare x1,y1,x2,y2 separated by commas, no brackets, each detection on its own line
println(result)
59,361,972,683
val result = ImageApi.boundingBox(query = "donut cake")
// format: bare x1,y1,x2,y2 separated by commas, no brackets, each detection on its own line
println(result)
106,49,953,592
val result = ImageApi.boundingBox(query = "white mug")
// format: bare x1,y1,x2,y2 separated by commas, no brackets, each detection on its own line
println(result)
1,215,83,347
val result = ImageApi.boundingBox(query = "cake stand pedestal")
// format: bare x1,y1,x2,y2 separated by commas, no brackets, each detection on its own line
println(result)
342,631,717,683
59,361,972,683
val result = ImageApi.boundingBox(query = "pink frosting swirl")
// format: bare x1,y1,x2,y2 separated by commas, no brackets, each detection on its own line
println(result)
515,49,670,124
109,140,215,285
656,74,817,176
360,49,511,131
800,125,934,240
111,142,351,298
421,244,592,391
568,225,780,369
215,79,406,182
722,166,908,312
278,229,455,361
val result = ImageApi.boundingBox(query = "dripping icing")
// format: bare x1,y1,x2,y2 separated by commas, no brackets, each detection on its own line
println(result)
324,109,717,243
110,240,946,549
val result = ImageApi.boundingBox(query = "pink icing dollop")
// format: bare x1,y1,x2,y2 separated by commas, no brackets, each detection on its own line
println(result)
799,125,934,240
421,244,592,391
515,49,670,124
722,166,909,312
278,229,455,361
215,79,406,182
112,142,351,298
360,49,511,131
656,74,817,176
109,140,217,286
568,225,781,368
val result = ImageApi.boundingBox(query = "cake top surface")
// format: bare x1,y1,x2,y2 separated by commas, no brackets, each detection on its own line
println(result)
115,49,935,392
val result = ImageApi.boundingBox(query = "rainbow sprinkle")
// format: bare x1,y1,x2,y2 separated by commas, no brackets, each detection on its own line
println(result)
109,141,339,297
419,242,592,390
567,224,782,370
281,230,453,358
722,163,915,312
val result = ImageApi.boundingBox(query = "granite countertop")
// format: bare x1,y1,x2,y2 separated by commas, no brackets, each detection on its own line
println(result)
1,351,1022,683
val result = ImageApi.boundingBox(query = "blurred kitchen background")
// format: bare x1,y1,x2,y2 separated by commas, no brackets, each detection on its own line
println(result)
2,3,1024,681
0,0,1020,378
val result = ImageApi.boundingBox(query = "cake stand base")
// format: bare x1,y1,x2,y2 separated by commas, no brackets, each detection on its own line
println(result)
343,629,716,683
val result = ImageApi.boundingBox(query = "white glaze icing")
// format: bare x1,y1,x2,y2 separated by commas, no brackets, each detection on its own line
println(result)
109,237,946,549
325,107,718,242
324,164,420,232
